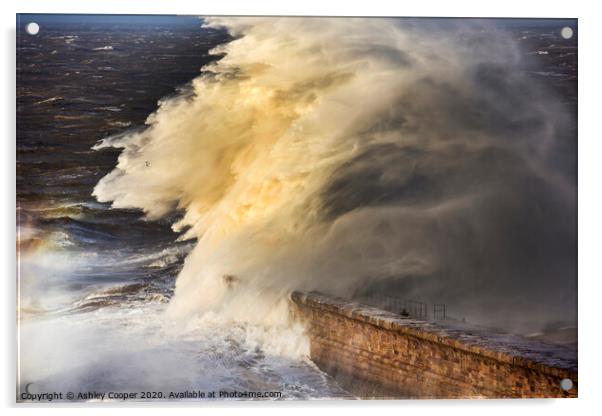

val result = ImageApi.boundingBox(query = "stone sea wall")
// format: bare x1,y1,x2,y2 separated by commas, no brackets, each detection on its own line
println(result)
290,291,577,399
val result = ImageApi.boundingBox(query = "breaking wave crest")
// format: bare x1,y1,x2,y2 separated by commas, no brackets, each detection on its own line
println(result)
94,17,576,333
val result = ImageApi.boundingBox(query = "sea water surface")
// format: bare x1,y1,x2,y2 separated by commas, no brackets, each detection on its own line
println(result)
17,15,348,401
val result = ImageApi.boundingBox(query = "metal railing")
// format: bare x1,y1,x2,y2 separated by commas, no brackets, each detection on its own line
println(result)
355,294,446,321
433,303,446,320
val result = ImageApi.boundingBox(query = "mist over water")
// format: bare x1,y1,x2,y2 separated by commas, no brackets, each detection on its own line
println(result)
94,17,576,333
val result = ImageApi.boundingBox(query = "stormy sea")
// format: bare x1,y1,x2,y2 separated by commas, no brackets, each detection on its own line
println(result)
17,15,577,400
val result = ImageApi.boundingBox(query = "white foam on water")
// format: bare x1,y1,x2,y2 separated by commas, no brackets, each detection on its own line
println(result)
19,302,346,400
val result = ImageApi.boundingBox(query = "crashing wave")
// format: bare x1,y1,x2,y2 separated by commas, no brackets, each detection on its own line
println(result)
93,18,576,333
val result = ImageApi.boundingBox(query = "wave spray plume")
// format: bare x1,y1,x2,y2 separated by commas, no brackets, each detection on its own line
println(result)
94,17,576,334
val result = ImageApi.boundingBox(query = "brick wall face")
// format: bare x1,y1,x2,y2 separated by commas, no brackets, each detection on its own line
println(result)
290,291,577,399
